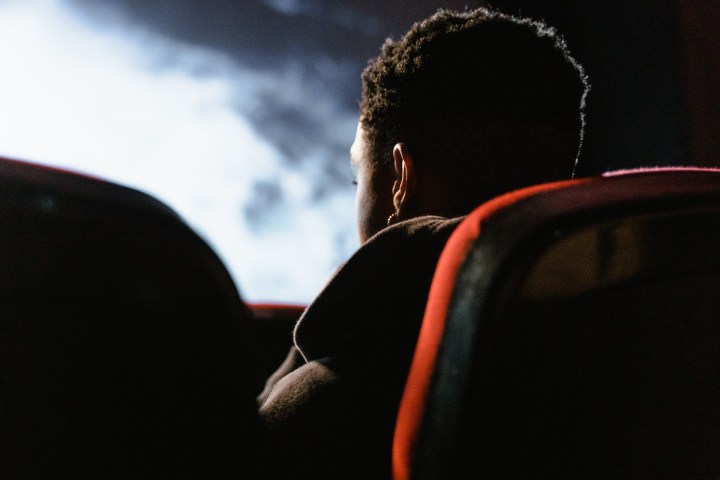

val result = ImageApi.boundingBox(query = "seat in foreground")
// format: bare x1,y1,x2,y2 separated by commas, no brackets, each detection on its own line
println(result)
394,167,720,479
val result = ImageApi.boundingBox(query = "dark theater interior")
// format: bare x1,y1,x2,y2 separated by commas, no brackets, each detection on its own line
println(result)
1,1,719,479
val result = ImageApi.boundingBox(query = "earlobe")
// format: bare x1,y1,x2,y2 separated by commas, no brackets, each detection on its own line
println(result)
391,143,415,218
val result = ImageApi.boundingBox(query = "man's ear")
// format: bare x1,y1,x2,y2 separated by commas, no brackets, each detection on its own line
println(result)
391,143,415,217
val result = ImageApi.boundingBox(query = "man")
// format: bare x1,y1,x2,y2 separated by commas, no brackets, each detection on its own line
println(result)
258,7,589,479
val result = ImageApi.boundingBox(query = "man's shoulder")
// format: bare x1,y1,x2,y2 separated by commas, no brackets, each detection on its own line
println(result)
317,214,464,288
364,215,464,247
336,215,465,286
294,215,464,360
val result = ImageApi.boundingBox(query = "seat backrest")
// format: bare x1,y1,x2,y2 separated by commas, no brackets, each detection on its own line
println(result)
394,167,720,479
0,158,259,479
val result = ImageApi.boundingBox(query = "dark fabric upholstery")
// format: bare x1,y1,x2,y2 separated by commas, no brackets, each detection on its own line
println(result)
258,215,462,480
0,157,259,479
393,167,720,480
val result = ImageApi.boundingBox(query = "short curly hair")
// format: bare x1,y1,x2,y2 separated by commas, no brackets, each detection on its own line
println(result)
360,7,589,205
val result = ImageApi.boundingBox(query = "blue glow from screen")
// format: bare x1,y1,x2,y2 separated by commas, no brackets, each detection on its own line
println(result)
0,0,359,303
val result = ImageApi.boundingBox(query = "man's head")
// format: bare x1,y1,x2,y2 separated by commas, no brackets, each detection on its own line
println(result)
352,7,589,243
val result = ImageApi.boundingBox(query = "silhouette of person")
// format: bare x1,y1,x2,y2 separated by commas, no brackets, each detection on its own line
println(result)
258,7,589,479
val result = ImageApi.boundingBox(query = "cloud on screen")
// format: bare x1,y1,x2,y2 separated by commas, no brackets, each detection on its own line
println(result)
0,0,359,303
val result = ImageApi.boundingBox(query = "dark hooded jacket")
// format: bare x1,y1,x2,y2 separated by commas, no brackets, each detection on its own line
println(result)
258,215,462,480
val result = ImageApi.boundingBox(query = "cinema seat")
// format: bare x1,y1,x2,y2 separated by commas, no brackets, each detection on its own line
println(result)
0,157,259,479
394,167,720,479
